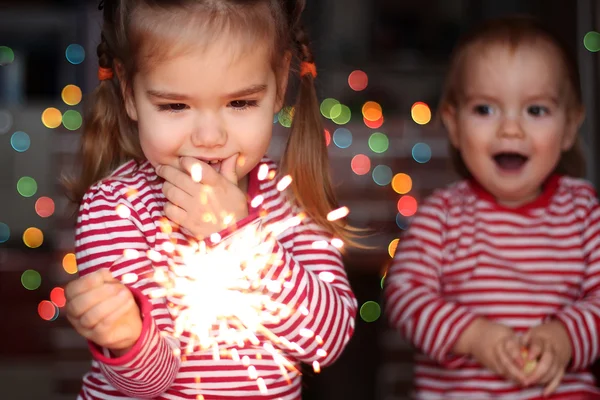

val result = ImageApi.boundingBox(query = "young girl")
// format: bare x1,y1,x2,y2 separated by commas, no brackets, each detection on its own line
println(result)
385,16,600,399
63,1,357,399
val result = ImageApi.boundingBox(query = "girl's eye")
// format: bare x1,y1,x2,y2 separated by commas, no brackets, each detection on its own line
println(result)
229,100,258,110
528,105,549,117
158,104,188,113
473,104,493,115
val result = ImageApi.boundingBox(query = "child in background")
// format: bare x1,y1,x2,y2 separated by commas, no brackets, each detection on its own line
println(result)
385,16,600,399
63,0,357,399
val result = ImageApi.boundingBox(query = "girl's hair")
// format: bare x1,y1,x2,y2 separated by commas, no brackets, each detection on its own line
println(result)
65,0,352,241
439,15,586,179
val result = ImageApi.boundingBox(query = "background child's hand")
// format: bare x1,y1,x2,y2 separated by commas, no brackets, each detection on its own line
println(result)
156,154,248,239
65,269,142,356
521,321,572,396
467,319,528,385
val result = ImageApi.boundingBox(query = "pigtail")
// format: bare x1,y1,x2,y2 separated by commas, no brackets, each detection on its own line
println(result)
280,17,355,243
63,30,142,204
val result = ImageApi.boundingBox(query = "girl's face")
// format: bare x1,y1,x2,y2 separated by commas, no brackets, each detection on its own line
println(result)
123,34,288,189
442,42,583,207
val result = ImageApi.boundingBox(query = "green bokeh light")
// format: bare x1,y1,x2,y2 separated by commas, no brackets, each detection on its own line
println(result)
320,98,340,119
62,110,83,130
368,132,389,154
278,106,294,128
332,105,351,125
17,176,37,197
360,301,381,323
0,46,15,66
22,270,42,290
584,31,600,52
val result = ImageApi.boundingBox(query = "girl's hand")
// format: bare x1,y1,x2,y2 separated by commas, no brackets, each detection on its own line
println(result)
521,321,572,396
65,269,142,356
156,154,248,239
467,319,528,385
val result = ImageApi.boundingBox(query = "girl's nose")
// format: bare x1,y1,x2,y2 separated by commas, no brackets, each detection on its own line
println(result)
191,113,226,148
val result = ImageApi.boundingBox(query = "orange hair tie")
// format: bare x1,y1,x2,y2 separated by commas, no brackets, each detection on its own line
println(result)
98,67,114,81
300,62,317,78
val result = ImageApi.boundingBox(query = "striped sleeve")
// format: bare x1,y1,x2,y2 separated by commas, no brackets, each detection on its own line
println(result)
384,193,477,367
75,183,181,398
261,221,357,367
554,190,600,371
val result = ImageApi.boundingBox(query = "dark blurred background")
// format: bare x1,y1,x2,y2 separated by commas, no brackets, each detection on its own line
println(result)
1,1,599,399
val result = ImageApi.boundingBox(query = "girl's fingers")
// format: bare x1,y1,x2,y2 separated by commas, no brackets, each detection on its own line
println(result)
524,347,553,386
496,343,527,385
162,181,193,208
156,164,197,195
79,288,131,330
543,369,564,397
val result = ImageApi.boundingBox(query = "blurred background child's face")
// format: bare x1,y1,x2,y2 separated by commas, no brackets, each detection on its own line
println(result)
443,42,580,207
122,33,286,186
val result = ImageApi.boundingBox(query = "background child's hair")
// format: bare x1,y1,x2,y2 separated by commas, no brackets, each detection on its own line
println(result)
438,15,586,179
65,0,350,241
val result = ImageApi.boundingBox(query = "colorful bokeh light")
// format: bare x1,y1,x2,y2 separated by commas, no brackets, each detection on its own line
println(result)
396,214,410,230
360,301,381,323
584,31,600,52
392,173,412,194
411,102,431,125
351,154,371,175
324,129,331,146
63,253,78,274
320,98,339,119
41,108,62,129
0,110,13,134
23,227,44,248
397,195,418,217
10,131,30,152
62,84,83,106
372,165,393,186
278,106,294,128
22,270,42,290
0,46,15,66
38,300,58,321
388,238,399,258
0,222,9,243
362,101,382,122
368,132,389,154
17,176,37,197
63,110,83,130
331,104,351,125
412,142,432,163
333,128,352,149
348,70,368,91
35,197,55,218
364,115,384,129
50,287,66,308
65,44,85,65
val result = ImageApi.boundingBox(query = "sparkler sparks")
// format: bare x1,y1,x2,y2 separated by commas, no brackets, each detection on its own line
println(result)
112,177,351,394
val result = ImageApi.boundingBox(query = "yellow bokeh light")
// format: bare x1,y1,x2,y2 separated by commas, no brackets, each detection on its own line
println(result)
411,102,431,125
41,107,62,129
392,173,413,194
23,227,44,248
63,253,78,274
388,238,399,258
61,84,82,106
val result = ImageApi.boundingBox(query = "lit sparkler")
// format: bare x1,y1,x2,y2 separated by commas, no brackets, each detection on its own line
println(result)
114,165,347,393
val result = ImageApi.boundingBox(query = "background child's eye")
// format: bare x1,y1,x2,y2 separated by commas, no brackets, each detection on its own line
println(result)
528,105,549,116
473,104,492,115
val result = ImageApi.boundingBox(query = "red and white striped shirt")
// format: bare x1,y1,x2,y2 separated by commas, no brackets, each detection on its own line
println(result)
74,157,357,400
385,175,600,400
